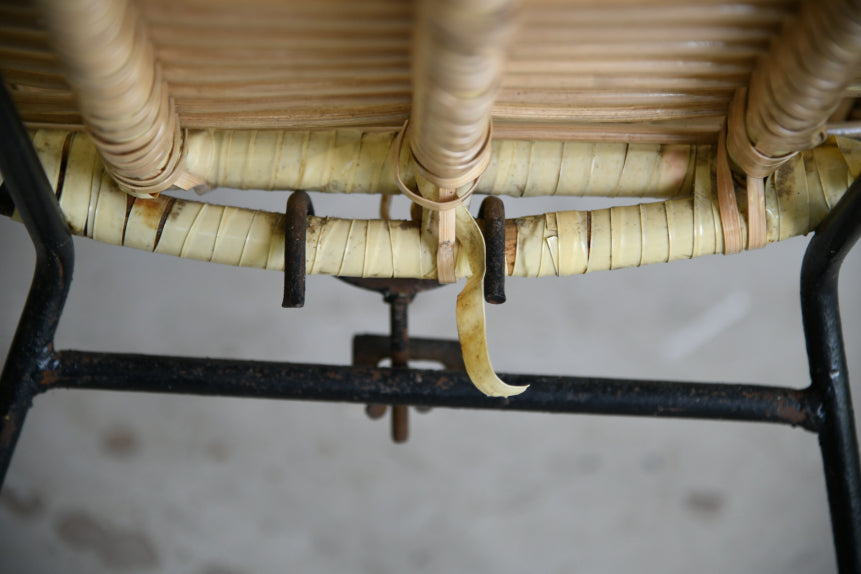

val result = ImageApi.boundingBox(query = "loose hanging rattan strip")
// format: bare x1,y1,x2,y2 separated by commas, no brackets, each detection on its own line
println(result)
1,0,860,395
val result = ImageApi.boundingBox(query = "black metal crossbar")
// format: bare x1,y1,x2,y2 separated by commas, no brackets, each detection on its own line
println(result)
31,350,820,428
1,77,860,571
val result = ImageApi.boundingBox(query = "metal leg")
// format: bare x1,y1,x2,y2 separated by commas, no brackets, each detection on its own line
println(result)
0,79,74,483
801,176,861,573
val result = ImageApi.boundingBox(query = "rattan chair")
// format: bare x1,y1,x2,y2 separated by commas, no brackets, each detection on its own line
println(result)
1,0,860,570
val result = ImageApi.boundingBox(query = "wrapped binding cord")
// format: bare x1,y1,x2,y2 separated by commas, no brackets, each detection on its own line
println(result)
3,0,861,397
3,129,860,394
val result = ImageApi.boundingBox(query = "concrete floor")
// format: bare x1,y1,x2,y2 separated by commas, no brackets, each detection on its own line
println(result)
1,190,859,574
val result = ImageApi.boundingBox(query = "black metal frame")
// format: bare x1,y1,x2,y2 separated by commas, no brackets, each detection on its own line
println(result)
1,80,860,572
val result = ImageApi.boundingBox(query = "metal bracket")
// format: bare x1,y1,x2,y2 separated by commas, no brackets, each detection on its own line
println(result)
282,190,314,308
478,196,507,304
339,277,445,442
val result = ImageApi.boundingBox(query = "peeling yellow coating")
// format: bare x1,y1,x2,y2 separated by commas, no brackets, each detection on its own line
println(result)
184,129,699,199
454,205,527,398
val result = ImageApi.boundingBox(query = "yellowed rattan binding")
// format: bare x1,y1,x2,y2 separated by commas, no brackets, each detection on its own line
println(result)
2,0,860,396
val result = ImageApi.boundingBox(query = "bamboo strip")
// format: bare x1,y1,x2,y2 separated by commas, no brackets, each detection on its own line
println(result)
9,129,858,279
746,176,767,249
716,125,743,253
13,118,726,143
491,119,722,143
182,129,699,199
454,203,527,397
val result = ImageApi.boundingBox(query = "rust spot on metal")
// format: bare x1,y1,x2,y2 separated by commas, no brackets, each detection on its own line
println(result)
0,418,17,446
504,220,517,276
772,395,808,426
39,368,60,387
433,375,456,391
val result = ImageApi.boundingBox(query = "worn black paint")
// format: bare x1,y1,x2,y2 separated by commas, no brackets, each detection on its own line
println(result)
36,350,818,429
0,78,74,481
801,176,861,573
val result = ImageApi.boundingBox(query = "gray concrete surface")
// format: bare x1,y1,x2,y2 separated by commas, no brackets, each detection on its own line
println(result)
1,190,859,574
